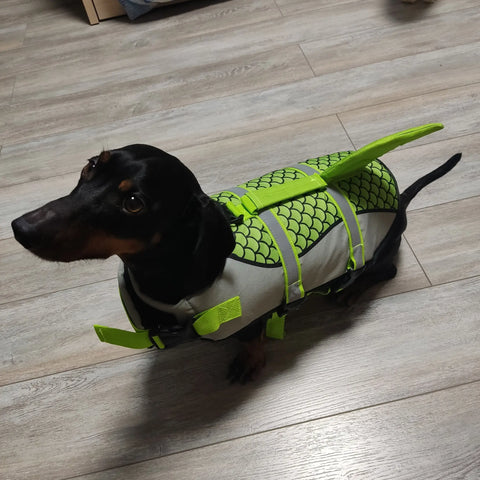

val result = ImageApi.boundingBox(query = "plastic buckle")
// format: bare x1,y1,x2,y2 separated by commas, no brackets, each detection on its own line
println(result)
226,201,253,221
148,332,166,350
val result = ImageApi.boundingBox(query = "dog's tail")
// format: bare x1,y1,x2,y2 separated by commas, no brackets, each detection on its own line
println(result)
400,153,462,209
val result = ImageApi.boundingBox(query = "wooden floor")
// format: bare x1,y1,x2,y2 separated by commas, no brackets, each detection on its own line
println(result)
1,1,479,478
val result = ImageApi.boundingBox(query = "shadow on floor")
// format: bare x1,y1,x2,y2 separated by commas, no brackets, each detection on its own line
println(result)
384,0,437,23
94,294,371,477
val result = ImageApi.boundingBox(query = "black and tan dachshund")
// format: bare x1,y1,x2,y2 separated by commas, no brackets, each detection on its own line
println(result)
11,144,461,381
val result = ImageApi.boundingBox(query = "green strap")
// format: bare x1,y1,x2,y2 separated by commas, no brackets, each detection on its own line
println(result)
266,312,286,340
231,124,442,216
192,296,242,336
240,174,327,215
94,325,165,349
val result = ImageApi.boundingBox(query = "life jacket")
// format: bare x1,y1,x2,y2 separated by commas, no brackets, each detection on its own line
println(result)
94,123,443,350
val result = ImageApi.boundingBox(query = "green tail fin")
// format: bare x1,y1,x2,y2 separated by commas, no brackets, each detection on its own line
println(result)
321,123,444,184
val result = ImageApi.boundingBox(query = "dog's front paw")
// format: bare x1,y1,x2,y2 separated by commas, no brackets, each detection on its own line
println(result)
228,337,266,384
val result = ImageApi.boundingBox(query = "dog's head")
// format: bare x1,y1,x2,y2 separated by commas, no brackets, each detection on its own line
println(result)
11,145,214,262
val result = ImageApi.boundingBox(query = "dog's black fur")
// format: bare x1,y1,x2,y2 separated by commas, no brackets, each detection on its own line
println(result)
11,145,461,381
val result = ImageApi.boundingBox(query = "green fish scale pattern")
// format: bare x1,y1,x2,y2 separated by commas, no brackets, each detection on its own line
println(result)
211,152,398,267
230,217,281,266
239,167,305,190
300,151,352,172
271,192,340,257
336,161,398,212
301,153,398,213
210,191,281,266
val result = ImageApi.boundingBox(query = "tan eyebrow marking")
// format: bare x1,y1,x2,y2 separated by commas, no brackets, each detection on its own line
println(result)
99,150,111,163
118,179,133,192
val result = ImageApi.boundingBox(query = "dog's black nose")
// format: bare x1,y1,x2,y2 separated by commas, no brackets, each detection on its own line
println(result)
11,216,34,250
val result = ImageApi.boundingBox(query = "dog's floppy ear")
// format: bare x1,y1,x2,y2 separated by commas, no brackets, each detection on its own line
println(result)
186,194,235,289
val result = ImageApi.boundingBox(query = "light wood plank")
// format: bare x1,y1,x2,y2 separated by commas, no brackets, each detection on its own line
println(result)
2,47,479,187
275,0,357,16
0,237,117,304
11,44,313,104
0,76,15,105
0,24,26,52
301,5,480,76
382,131,480,211
405,196,480,285
339,83,480,150
276,0,476,16
0,279,137,386
1,277,479,479
74,382,480,480
5,30,479,148
0,172,76,240
0,0,281,78
5,45,314,140
8,0,472,94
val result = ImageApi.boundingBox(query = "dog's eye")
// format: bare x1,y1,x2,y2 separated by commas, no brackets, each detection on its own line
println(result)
123,195,145,214
82,158,98,179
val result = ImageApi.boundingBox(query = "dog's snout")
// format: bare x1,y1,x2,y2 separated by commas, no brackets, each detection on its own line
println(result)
11,206,58,251
11,216,35,249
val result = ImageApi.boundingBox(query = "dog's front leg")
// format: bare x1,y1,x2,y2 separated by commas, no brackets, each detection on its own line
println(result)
228,328,266,383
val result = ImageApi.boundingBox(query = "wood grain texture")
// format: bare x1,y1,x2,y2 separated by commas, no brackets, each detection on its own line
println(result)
301,4,480,75
0,23,26,52
382,132,480,211
0,76,15,105
1,277,479,480
0,238,117,304
74,382,480,480
5,39,480,145
405,196,480,285
2,42,479,187
0,172,76,239
339,83,480,149
4,45,314,144
1,0,479,479
0,279,137,386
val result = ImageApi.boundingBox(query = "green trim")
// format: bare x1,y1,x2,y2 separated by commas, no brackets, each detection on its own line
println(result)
193,296,242,336
94,325,165,349
266,312,286,340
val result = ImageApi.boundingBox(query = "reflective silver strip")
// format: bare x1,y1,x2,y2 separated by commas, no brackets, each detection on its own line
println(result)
294,163,321,176
326,187,364,270
226,186,249,198
296,163,364,270
260,209,303,303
